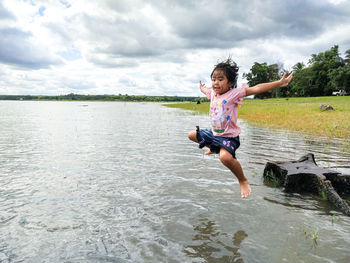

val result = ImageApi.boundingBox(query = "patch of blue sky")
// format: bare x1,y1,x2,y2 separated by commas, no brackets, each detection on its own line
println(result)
57,46,82,61
59,0,71,8
38,6,46,16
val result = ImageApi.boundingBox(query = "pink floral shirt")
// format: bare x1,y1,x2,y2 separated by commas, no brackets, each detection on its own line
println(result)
205,85,247,137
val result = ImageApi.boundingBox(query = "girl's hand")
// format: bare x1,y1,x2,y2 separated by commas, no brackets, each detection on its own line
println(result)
199,80,206,90
199,80,208,94
279,72,294,87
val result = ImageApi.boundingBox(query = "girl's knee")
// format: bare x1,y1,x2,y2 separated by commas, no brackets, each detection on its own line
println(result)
219,149,234,166
188,130,197,142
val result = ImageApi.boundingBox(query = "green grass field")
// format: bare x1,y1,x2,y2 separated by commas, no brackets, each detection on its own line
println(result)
165,96,350,139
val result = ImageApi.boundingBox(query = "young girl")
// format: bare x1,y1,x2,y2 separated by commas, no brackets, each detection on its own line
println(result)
188,58,293,198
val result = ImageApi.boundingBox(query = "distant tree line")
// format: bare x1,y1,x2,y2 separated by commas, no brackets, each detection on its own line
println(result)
0,93,210,103
243,45,350,98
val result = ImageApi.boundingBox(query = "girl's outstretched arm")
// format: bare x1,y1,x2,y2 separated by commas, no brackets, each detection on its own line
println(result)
199,80,210,95
245,72,294,96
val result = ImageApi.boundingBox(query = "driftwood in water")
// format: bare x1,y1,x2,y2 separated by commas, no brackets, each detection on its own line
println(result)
263,153,350,216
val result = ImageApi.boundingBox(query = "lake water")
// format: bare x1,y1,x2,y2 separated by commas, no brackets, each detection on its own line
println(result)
0,101,349,263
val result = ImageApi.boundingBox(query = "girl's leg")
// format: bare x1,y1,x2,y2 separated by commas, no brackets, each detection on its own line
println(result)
219,148,251,198
188,130,213,155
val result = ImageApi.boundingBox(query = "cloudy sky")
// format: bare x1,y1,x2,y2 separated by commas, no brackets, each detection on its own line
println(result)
1,0,350,96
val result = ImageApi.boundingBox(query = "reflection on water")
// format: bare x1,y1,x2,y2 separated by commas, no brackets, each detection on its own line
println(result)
184,218,247,262
0,101,349,263
263,193,326,212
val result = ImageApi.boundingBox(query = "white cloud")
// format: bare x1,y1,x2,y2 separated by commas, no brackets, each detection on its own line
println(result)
328,0,347,4
0,0,350,96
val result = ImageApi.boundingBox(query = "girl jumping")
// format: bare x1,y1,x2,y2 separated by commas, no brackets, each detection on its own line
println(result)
188,58,293,198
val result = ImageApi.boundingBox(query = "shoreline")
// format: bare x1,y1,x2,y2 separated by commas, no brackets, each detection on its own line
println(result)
165,96,350,140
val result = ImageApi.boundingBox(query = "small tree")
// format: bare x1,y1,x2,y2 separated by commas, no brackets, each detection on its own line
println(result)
243,62,282,98
344,49,350,64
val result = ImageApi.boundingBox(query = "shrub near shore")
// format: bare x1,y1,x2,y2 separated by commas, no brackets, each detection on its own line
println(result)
165,96,350,139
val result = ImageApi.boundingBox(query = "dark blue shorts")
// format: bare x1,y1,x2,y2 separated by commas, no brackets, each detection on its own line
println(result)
196,126,240,159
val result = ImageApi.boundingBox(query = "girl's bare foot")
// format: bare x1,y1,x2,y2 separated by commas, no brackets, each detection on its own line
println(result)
239,180,251,198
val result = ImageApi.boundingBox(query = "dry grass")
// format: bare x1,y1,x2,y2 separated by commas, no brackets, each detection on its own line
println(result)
165,96,350,139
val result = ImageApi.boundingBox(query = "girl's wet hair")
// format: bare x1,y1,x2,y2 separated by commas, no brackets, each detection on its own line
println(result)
211,57,239,89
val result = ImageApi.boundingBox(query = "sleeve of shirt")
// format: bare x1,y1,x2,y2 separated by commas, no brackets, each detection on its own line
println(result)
228,85,247,105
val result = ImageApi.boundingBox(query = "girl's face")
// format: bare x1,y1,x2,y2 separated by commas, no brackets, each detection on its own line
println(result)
211,70,232,95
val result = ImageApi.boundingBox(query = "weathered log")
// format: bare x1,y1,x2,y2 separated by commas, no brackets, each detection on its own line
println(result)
263,153,350,216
